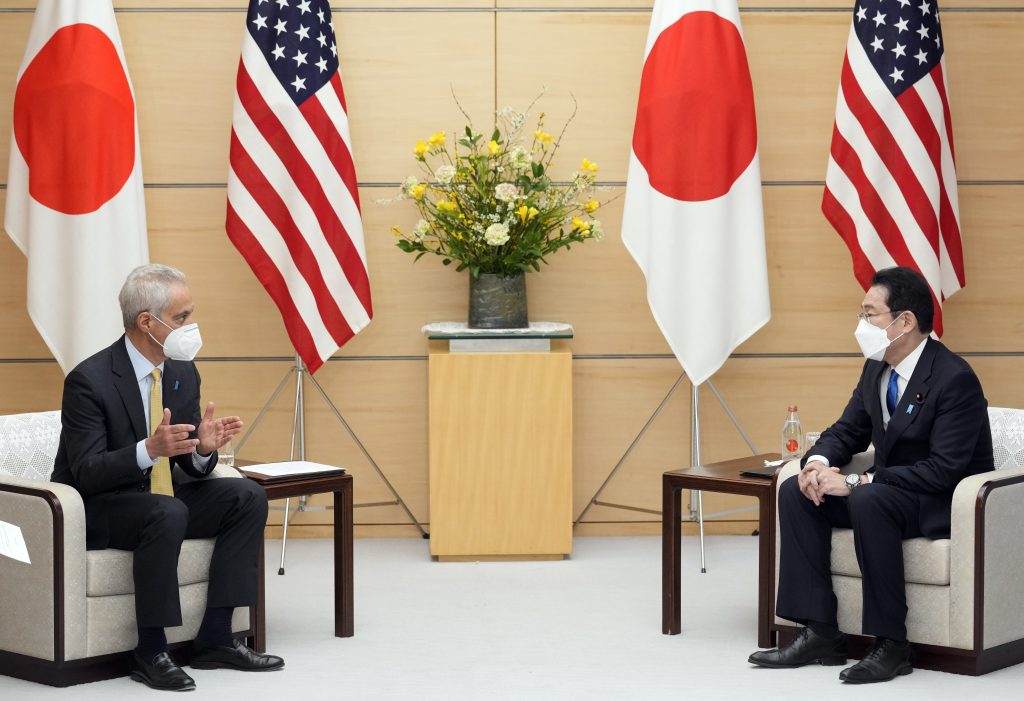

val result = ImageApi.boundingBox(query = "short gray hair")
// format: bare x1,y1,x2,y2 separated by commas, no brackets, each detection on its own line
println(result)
119,264,188,330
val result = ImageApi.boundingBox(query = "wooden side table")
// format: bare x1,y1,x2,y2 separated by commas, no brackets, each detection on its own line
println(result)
662,454,779,648
241,468,353,650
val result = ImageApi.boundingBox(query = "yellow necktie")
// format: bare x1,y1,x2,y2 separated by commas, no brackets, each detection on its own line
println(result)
149,368,174,496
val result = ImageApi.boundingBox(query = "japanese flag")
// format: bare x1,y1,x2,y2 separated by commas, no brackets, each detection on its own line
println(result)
4,0,148,373
622,0,770,386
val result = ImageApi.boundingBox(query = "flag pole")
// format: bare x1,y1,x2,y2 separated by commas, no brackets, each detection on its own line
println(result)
574,372,760,573
691,383,707,574
236,355,428,575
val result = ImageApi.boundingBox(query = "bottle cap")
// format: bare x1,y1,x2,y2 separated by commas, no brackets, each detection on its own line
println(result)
788,405,798,412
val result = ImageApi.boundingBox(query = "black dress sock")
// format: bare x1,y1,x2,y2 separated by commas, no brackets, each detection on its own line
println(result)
196,606,235,647
808,620,842,639
136,626,168,659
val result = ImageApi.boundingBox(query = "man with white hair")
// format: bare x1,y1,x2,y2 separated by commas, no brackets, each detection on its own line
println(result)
52,264,283,691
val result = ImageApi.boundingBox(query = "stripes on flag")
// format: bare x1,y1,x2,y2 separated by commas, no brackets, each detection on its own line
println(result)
227,0,371,373
822,0,963,336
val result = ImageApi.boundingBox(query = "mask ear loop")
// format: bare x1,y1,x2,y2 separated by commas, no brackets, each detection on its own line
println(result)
885,312,910,345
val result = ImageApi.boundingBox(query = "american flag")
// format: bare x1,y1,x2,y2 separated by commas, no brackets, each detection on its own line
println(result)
227,0,372,373
822,0,963,336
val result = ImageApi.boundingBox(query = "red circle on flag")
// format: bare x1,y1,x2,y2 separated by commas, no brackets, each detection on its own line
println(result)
632,11,758,202
13,24,136,215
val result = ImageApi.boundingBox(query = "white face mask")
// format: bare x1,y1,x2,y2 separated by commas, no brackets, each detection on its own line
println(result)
854,314,905,362
149,315,203,362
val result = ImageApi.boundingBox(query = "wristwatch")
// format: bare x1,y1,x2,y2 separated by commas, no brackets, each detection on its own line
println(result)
845,473,862,492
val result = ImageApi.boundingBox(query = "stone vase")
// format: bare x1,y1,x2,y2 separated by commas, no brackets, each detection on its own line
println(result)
468,273,528,329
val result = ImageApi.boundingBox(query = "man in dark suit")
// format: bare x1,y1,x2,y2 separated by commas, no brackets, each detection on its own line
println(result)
52,264,284,691
748,266,993,683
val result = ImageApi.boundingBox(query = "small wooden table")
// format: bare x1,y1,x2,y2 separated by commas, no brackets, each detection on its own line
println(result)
241,468,354,650
662,454,779,648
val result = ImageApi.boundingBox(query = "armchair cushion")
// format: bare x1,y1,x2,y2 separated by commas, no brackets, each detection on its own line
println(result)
85,539,216,597
831,532,950,585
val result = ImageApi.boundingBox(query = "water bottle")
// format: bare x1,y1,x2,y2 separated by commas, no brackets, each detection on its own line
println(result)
781,405,803,461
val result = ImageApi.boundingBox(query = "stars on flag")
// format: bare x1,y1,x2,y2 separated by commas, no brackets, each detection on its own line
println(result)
852,1,945,94
246,0,340,98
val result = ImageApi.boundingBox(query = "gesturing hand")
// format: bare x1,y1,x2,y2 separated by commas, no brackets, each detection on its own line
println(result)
196,402,244,456
146,409,198,459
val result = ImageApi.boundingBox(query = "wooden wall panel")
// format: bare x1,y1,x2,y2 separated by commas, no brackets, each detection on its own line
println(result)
496,11,1024,183
0,10,496,185
5,183,1022,363
499,2,1024,8
1,3,1022,536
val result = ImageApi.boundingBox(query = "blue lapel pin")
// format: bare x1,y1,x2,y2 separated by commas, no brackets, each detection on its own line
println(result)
906,404,914,414
174,380,180,391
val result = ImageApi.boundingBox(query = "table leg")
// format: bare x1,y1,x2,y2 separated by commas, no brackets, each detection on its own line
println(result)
757,492,776,648
335,481,354,637
253,538,266,652
662,475,682,635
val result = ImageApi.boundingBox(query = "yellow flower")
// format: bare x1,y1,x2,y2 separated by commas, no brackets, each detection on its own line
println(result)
533,129,554,145
436,200,458,213
583,199,599,213
411,184,427,200
414,141,429,159
572,216,590,233
580,158,599,173
516,205,540,223
428,131,446,147
391,226,403,237
488,140,501,156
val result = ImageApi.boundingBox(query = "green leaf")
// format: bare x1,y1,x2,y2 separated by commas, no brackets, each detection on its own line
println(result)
442,258,452,266
465,125,473,138
491,128,501,142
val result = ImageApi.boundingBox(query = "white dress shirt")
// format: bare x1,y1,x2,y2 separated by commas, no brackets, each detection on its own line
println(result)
807,337,929,482
125,336,211,472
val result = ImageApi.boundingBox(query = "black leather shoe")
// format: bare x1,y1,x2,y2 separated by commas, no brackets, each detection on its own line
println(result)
839,638,913,683
190,639,284,672
131,651,196,691
748,627,848,668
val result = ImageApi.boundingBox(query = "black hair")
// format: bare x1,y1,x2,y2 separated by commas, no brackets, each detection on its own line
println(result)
870,266,934,334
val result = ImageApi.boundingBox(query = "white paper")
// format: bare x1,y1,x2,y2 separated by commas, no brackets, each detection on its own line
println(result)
0,519,30,564
241,461,345,478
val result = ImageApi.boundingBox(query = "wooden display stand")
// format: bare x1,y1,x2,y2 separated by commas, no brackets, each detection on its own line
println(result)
426,327,573,561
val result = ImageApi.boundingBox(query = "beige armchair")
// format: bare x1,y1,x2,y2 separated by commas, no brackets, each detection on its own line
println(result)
771,406,1024,675
0,411,258,686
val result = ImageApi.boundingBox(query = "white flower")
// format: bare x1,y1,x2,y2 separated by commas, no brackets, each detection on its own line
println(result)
509,146,531,173
414,219,430,240
494,183,518,202
499,106,526,131
590,219,604,242
484,223,510,247
402,175,419,195
435,165,456,184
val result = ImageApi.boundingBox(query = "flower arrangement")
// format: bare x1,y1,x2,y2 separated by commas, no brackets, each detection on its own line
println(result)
391,102,604,279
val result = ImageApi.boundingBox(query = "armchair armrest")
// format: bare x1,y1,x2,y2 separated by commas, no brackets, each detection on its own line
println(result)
949,467,1024,650
0,475,87,661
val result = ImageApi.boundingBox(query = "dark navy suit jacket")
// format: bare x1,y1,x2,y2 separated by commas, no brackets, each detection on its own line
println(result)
51,336,217,548
802,338,993,538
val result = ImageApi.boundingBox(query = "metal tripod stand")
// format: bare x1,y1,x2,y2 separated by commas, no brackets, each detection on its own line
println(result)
574,375,759,571
236,355,427,574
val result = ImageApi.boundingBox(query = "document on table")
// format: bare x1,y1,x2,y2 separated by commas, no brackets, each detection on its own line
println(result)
0,519,30,564
240,461,345,480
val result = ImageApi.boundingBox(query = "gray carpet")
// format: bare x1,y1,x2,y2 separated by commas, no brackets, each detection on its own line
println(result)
2,536,1022,699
